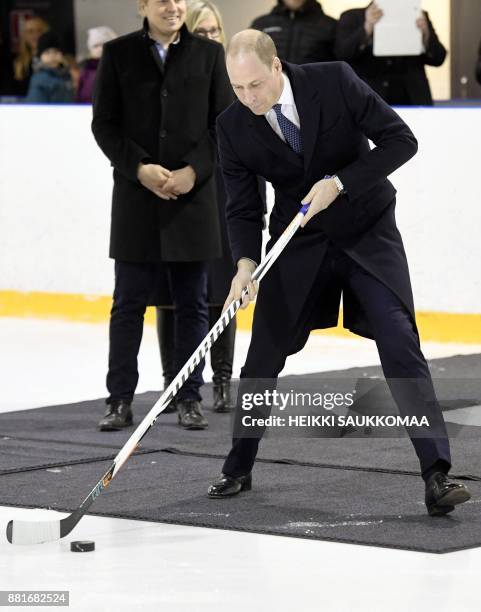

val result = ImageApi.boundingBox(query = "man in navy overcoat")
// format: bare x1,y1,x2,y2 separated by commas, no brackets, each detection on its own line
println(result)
207,30,470,516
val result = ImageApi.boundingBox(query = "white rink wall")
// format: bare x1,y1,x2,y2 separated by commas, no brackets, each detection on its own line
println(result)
0,104,480,314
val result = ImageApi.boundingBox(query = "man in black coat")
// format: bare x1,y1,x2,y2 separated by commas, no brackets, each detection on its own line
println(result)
206,30,471,516
92,0,232,431
335,2,446,105
251,0,336,64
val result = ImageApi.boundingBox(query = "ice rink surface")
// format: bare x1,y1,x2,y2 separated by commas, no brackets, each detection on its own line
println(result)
1,317,481,611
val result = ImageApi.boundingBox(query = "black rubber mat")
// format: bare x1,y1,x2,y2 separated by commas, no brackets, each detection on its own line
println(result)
0,451,479,554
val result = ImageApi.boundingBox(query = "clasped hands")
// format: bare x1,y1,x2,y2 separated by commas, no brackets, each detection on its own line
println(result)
137,163,196,200
223,177,339,313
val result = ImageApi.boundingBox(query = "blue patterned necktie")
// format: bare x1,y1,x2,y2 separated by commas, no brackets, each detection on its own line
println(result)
273,103,303,154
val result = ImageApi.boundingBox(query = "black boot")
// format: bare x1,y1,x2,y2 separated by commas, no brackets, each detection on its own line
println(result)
156,307,177,413
98,400,133,431
210,306,235,413
213,381,233,413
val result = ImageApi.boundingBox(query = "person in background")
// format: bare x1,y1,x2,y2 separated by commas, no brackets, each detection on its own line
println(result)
25,32,74,103
335,1,446,106
250,0,336,64
155,0,237,414
187,0,225,42
13,15,50,96
77,26,117,103
92,0,232,432
476,39,481,86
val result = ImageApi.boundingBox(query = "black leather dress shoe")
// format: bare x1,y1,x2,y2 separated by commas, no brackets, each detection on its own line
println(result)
207,473,252,498
425,472,471,516
98,400,133,431
177,400,208,430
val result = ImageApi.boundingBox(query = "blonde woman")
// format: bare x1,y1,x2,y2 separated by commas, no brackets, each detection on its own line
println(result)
13,16,50,95
186,1,226,46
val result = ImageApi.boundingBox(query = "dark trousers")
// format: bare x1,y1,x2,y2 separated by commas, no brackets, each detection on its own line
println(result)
156,305,236,386
223,243,451,478
107,260,208,403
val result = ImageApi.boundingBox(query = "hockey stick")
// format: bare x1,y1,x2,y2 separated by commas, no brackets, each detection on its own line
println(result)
6,202,310,545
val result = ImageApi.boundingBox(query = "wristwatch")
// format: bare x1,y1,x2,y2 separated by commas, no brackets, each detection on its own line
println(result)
333,175,346,195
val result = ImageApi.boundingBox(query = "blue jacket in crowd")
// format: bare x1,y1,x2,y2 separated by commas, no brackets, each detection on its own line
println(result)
25,64,74,104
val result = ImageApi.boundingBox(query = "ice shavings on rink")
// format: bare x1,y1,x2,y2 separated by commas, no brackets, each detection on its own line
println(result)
286,519,385,531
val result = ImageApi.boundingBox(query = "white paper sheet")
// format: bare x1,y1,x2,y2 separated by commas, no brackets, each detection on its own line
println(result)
373,0,423,57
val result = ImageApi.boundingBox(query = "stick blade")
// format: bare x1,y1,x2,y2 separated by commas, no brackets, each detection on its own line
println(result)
7,518,61,545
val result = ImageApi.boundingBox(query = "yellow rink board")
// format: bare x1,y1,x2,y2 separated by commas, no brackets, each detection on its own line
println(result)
1,290,481,344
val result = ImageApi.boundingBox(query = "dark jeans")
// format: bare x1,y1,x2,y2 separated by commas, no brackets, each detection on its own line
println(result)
223,243,452,479
157,305,236,386
107,260,208,403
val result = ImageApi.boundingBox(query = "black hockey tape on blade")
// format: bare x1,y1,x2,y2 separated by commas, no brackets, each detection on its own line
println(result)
70,540,95,552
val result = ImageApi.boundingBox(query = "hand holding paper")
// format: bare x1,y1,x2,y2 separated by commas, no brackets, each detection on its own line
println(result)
364,2,384,38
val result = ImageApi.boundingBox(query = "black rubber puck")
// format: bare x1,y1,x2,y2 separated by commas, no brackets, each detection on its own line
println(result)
70,540,95,552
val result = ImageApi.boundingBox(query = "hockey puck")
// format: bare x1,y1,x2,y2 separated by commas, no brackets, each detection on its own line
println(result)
70,540,95,552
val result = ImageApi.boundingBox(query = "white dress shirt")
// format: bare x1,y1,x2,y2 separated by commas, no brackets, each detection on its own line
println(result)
265,72,300,142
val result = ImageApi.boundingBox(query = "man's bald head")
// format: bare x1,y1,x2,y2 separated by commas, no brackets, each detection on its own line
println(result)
226,29,277,68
